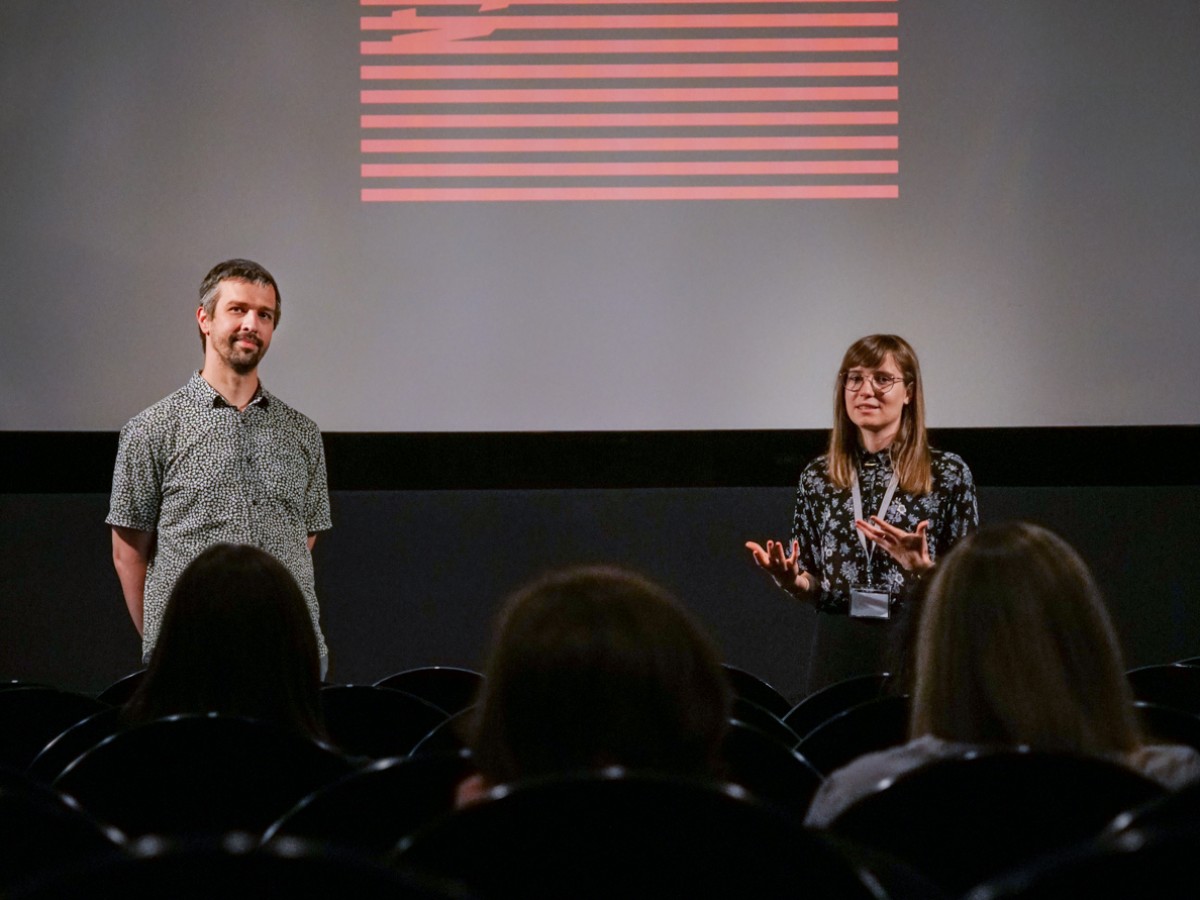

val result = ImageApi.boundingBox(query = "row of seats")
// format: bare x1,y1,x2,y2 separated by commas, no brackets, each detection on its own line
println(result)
9,746,1200,899
14,659,1200,769
6,660,1200,897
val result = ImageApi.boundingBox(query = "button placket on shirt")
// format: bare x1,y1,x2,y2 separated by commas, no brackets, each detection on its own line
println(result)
238,410,265,548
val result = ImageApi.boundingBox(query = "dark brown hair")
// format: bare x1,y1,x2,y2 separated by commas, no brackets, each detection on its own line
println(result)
910,522,1141,754
196,258,280,351
468,566,731,786
124,543,324,740
828,334,932,494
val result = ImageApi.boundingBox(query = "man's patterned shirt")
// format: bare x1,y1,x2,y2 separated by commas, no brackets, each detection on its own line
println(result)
107,372,332,657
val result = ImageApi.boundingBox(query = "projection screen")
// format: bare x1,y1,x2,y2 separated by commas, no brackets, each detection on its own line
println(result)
1,0,1197,432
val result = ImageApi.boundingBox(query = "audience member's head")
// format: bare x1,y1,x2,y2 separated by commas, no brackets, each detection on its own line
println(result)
467,565,731,788
910,521,1140,754
124,543,324,739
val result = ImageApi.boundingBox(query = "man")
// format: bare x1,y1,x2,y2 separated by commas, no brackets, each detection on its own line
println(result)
107,259,332,673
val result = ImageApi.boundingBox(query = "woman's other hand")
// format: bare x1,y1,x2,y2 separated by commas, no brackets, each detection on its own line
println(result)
745,539,814,596
855,516,933,573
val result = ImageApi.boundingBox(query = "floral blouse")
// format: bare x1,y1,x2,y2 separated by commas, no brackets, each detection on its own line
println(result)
790,448,979,614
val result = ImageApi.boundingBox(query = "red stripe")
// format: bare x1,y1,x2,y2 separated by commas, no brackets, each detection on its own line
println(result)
360,0,895,6
362,185,899,201
362,111,898,128
361,37,898,54
361,62,898,80
362,160,898,176
363,135,898,151
361,12,898,29
362,86,898,103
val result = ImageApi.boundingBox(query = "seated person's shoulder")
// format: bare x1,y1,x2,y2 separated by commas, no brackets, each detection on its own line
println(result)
804,734,970,828
1127,743,1200,790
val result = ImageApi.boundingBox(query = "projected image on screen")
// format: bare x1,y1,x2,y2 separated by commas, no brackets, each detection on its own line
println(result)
360,0,899,202
1,0,1197,432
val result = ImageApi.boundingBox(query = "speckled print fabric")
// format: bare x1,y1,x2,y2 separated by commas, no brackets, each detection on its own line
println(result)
107,372,332,658
790,448,978,614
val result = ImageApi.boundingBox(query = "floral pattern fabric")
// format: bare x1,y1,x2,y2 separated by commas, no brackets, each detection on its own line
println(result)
790,448,979,614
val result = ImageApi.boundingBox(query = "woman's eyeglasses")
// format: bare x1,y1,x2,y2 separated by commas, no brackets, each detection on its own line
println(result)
842,371,906,393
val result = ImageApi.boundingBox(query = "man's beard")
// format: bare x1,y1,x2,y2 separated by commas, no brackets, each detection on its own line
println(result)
225,334,263,374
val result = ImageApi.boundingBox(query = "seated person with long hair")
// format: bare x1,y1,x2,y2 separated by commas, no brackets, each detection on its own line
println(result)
805,521,1200,826
457,565,731,804
123,543,326,741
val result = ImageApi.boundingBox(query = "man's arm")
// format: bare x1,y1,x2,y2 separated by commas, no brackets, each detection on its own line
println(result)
304,428,332,550
112,526,155,637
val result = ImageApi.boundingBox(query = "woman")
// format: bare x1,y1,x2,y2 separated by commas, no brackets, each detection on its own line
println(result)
747,334,978,691
123,543,326,741
457,565,731,804
804,522,1200,826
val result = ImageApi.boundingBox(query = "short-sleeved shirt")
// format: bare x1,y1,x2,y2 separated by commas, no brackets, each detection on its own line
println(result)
107,372,332,658
790,448,978,613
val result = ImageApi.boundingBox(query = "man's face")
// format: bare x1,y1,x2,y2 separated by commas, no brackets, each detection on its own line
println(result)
197,279,277,375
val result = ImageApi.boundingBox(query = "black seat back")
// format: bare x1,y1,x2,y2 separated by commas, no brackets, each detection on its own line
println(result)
372,668,483,717
796,694,909,776
395,769,892,900
0,687,111,770
319,685,449,759
722,664,792,719
262,752,475,858
784,673,893,741
53,714,353,837
829,750,1167,894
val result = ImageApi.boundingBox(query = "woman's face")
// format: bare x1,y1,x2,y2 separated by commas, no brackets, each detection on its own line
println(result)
844,352,911,446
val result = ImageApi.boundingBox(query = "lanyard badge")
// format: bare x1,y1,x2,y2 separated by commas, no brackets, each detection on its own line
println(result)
849,464,899,619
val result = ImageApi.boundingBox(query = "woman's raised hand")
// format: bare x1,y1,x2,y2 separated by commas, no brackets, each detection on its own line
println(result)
855,516,933,573
745,538,813,596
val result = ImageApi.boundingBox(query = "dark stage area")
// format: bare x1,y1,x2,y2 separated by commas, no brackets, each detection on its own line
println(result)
4,428,1197,700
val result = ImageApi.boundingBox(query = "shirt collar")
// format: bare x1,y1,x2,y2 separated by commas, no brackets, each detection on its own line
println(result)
856,445,893,472
186,370,271,410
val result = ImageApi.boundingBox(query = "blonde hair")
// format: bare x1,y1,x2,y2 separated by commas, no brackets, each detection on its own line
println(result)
910,522,1141,754
827,334,932,494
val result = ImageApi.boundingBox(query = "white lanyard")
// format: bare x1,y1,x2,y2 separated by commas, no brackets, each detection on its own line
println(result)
851,466,900,576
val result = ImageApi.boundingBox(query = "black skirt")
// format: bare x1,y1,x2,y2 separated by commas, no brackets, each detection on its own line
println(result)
802,604,918,697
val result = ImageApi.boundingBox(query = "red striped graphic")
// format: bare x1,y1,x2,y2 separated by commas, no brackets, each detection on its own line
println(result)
360,135,897,151
364,186,902,201
363,136,899,152
362,112,899,128
361,11,898,29
362,63,898,79
359,1,899,203
362,0,895,5
362,37,898,54
363,86,898,104
363,160,899,176
363,185,899,201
